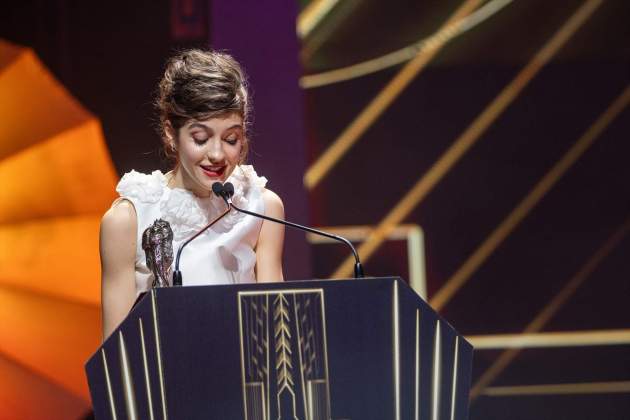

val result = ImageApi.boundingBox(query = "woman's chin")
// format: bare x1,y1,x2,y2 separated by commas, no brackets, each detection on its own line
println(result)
192,176,221,196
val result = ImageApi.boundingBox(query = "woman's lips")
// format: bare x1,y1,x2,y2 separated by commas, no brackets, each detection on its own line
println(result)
200,165,226,178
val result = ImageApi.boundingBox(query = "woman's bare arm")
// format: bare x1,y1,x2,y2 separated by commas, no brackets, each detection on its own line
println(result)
255,189,285,282
100,200,138,340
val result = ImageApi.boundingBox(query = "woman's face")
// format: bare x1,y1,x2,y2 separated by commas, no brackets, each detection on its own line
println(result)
171,113,244,197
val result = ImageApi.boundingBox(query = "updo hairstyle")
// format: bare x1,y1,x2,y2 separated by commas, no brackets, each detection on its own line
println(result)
156,49,251,162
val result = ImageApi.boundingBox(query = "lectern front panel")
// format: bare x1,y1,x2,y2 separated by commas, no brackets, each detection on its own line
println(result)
86,277,472,420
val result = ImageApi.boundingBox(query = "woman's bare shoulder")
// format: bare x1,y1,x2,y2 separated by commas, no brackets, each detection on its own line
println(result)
261,188,284,218
101,199,137,237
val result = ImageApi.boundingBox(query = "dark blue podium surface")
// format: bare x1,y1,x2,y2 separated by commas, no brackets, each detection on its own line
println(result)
86,277,472,419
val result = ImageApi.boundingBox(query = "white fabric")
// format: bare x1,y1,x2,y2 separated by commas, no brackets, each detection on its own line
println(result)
115,165,267,295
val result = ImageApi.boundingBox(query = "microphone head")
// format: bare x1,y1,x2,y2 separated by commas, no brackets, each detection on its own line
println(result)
211,182,224,197
224,182,235,198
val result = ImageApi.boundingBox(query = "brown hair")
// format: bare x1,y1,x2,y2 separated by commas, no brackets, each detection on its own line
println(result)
156,49,251,162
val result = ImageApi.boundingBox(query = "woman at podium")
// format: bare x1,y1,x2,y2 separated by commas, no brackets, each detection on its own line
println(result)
99,49,285,339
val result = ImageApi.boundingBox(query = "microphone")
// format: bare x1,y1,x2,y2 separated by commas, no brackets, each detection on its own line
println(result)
171,182,232,286
217,182,365,278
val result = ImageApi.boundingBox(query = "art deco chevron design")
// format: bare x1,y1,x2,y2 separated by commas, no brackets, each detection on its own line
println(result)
239,290,331,420
274,293,298,417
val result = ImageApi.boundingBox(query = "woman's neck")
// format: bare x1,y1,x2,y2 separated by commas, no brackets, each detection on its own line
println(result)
166,167,212,198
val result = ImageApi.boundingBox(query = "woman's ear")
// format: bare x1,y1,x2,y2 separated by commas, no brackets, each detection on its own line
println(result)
164,121,177,150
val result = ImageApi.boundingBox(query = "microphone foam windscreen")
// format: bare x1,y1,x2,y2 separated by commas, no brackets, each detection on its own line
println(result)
224,182,235,197
211,182,224,197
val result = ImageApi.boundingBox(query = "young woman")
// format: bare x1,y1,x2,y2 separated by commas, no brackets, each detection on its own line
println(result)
100,49,284,339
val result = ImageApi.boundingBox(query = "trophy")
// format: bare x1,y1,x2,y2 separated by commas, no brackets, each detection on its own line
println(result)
141,219,174,288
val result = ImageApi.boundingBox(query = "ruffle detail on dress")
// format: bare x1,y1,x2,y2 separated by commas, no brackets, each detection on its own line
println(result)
159,165,267,240
160,188,225,240
232,165,268,190
116,170,167,204
219,165,267,229
116,166,266,241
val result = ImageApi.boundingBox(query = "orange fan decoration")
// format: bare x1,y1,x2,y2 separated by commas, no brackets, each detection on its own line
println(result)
0,39,119,419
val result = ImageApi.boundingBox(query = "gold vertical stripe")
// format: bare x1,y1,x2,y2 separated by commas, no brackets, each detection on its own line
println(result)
450,337,460,420
304,0,483,189
330,0,604,280
261,383,268,420
431,83,630,311
307,381,314,419
151,291,168,420
139,318,156,420
415,309,421,420
470,217,630,399
393,281,401,420
431,321,442,420
118,332,138,420
319,292,333,420
292,295,309,419
265,295,271,420
237,294,249,420
101,349,118,420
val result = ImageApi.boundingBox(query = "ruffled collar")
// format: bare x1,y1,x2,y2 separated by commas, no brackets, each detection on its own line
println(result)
116,165,267,241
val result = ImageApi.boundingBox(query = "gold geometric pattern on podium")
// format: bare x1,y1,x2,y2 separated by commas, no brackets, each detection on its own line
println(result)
238,289,331,420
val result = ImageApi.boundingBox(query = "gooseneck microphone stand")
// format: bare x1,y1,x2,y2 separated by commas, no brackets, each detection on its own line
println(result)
219,182,365,278
172,183,232,286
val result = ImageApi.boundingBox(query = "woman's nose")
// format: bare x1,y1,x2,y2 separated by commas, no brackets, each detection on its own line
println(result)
206,139,225,162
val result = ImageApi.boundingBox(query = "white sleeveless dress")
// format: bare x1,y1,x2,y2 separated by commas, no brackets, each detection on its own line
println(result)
115,165,267,295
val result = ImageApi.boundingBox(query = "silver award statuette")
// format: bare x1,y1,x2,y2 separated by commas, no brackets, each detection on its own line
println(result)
142,219,174,288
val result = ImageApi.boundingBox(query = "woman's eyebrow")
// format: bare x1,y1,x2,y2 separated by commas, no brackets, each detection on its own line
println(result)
188,122,209,130
187,123,242,130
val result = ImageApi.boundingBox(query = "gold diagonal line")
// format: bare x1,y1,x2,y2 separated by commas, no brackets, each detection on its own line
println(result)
450,336,460,420
469,329,630,349
431,83,630,310
483,381,630,396
297,0,340,39
304,0,483,190
431,320,442,420
469,216,630,400
301,0,514,89
101,350,118,420
330,0,604,280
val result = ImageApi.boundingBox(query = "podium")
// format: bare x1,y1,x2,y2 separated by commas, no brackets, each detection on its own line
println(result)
86,277,472,419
